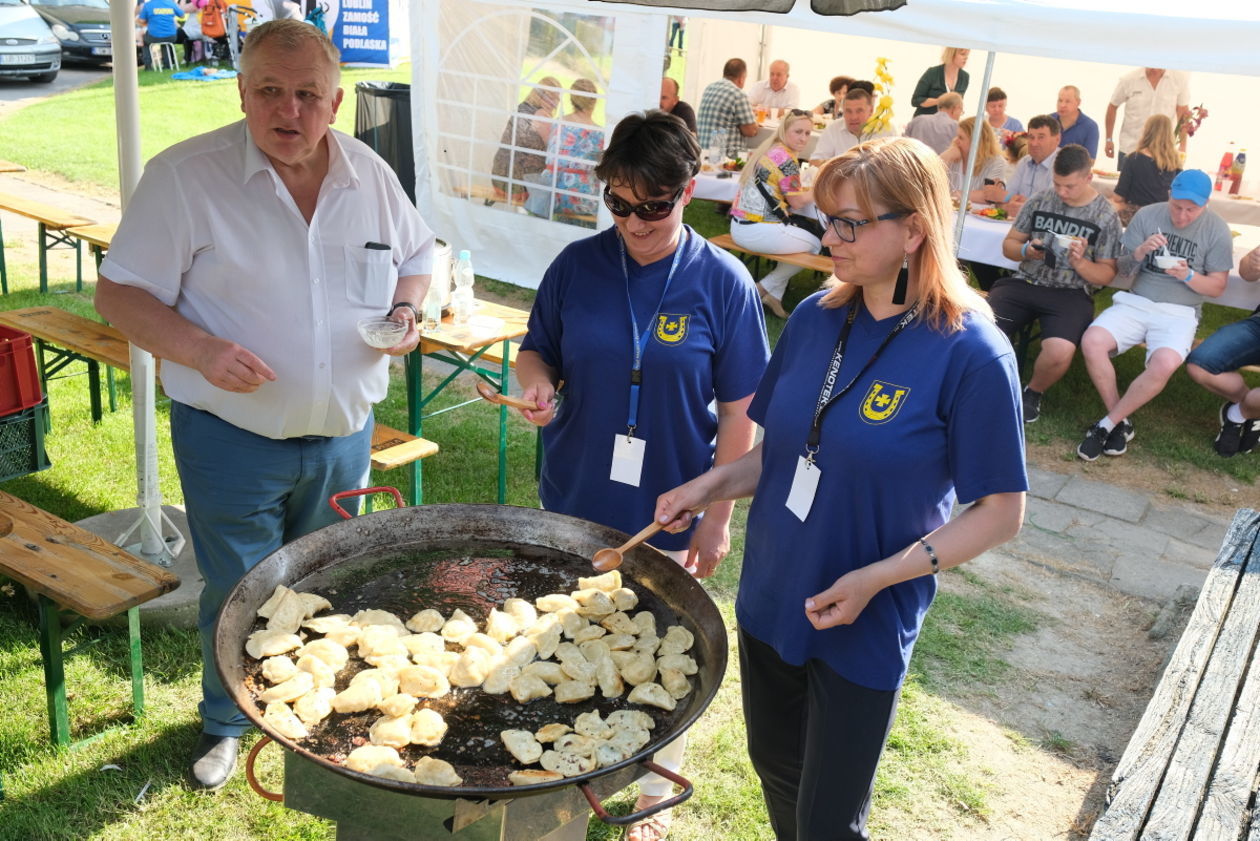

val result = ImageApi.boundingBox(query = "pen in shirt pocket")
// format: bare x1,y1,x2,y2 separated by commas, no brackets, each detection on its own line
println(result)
364,241,391,251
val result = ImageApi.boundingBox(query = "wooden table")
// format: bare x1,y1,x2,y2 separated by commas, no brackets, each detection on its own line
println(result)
405,298,530,505
1093,174,1260,227
0,490,180,747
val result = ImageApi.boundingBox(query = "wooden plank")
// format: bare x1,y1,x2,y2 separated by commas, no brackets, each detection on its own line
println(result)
0,306,132,371
1192,529,1260,840
1142,513,1260,840
66,223,117,251
370,424,439,471
0,191,94,229
0,491,180,620
709,232,834,275
1089,510,1260,841
419,298,530,356
0,160,26,173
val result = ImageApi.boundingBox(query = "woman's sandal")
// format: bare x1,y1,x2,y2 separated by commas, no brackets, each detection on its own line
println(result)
625,809,673,841
756,283,789,319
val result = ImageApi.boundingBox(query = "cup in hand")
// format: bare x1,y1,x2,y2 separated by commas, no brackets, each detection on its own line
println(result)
1153,254,1181,270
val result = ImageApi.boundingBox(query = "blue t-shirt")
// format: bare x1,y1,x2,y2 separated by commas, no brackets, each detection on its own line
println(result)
1002,115,1024,133
1056,111,1100,160
140,0,184,39
738,294,1027,690
522,225,769,550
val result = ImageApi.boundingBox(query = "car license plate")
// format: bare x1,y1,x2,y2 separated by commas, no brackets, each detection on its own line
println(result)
92,47,112,56
0,54,36,66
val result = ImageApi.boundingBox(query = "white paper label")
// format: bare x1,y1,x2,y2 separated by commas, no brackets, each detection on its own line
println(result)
611,434,647,487
786,456,821,522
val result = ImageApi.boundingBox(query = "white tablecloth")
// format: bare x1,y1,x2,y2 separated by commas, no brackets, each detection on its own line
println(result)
1093,175,1260,227
957,212,1260,312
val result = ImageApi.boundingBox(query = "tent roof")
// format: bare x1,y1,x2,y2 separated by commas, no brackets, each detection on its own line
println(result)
589,0,1260,76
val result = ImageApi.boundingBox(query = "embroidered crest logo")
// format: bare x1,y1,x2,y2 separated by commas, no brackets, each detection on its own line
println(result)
654,314,690,345
860,380,909,425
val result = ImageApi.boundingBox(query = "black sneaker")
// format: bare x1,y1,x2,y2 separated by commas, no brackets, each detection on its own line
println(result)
1214,402,1246,457
1077,424,1108,461
1021,387,1042,424
1104,420,1135,456
1241,418,1260,455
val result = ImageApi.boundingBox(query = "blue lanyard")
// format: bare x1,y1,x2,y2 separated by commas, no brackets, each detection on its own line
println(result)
618,229,687,436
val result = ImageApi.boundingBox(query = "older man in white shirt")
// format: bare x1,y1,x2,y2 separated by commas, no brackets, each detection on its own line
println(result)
1104,67,1190,165
747,59,800,110
96,20,433,793
809,88,895,165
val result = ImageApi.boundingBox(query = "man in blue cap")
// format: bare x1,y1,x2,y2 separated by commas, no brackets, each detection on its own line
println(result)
1075,169,1235,460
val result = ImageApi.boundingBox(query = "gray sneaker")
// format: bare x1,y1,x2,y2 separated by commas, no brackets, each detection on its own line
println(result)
1104,420,1135,456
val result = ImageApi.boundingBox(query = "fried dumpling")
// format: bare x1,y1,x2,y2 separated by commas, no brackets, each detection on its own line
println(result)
358,626,409,662
522,661,567,685
331,680,383,714
503,636,538,669
540,749,595,777
414,756,462,787
501,729,543,764
600,611,639,636
632,611,657,637
610,588,639,612
578,640,611,665
553,732,596,757
482,663,521,695
553,679,596,704
261,655,299,684
440,609,478,645
345,744,403,773
263,701,309,741
370,712,415,749
627,681,677,711
508,673,553,703
259,670,314,704
256,585,293,619
245,629,303,660
572,589,615,618
409,707,448,747
660,667,692,700
659,625,695,656
573,624,607,643
619,652,657,686
377,692,418,718
404,608,444,633
463,632,504,659
295,653,338,689
657,653,698,676
509,769,564,786
485,609,520,644
574,710,613,740
266,590,308,634
577,570,621,593
350,668,400,698
397,664,451,699
401,631,446,656
607,725,652,755
536,593,579,613
297,592,333,619
503,597,537,628
350,609,407,634
449,647,492,688
525,615,562,660
301,613,353,634
534,722,571,743
606,710,655,731
371,763,418,783
298,638,351,671
596,656,625,699
293,687,336,726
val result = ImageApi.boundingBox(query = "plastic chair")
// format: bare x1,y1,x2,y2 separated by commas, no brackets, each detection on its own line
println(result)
150,41,181,72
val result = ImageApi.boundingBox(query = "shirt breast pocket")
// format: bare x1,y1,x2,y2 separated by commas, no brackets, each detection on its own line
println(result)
343,245,396,309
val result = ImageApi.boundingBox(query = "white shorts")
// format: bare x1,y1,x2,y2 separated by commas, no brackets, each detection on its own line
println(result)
1089,290,1199,364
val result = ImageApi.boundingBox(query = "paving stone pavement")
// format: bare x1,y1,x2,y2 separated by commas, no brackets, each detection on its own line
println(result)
996,465,1235,603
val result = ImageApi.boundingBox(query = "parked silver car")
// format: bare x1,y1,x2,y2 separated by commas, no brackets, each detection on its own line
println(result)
0,0,61,83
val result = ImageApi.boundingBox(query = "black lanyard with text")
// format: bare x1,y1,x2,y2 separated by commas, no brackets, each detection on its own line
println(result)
805,300,918,461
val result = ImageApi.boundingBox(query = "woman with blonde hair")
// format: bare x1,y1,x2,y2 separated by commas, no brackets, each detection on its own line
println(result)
911,47,970,116
1113,113,1181,225
729,109,823,318
525,78,605,223
939,116,1010,203
491,76,562,199
654,137,1027,840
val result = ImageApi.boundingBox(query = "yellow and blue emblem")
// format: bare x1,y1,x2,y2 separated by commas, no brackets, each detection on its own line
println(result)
654,313,690,346
860,380,909,425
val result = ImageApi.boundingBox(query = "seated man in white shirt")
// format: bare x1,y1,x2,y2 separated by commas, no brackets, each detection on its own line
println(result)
983,114,1061,218
902,91,963,155
809,87,894,165
747,59,800,110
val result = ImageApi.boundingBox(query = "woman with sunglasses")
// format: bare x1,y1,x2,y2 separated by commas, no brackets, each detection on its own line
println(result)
729,109,824,319
514,109,769,841
653,137,1027,840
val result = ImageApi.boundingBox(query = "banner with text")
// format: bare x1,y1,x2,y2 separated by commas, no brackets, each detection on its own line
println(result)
334,0,391,65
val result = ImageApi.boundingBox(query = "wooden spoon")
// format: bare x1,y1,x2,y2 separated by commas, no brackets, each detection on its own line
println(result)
591,521,665,573
475,380,540,411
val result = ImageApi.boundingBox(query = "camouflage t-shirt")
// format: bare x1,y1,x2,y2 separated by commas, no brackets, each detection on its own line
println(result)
1011,190,1124,291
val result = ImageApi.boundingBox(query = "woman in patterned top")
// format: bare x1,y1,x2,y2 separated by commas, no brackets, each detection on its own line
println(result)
525,78,604,224
729,110,823,319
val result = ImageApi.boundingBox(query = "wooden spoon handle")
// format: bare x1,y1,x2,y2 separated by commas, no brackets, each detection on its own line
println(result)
476,380,540,411
616,520,665,553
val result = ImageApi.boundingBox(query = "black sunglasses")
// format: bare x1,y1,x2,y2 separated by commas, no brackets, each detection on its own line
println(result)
817,210,907,243
602,186,686,221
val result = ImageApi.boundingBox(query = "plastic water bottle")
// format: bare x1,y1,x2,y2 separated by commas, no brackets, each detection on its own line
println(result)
710,128,727,163
422,283,443,332
452,249,475,324
1215,143,1234,192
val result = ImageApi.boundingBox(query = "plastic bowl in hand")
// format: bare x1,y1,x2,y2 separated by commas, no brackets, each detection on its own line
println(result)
1153,254,1181,270
357,317,408,349
1054,234,1078,250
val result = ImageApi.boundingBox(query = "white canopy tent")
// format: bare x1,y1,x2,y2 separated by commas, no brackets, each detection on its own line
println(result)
407,0,1260,290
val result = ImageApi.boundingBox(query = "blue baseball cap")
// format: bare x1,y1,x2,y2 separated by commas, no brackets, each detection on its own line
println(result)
1170,169,1212,206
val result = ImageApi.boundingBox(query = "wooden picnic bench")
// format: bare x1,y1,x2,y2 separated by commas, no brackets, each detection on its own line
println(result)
0,191,94,295
1088,508,1260,840
709,232,835,277
0,160,26,174
0,489,181,747
0,305,438,472
66,222,117,287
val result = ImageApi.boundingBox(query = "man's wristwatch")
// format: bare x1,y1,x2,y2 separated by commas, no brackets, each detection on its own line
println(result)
389,301,419,320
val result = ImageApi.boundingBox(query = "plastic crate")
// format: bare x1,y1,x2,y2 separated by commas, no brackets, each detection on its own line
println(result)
0,325,43,417
0,397,51,483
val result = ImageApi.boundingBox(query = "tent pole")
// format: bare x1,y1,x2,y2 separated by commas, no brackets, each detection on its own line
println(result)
108,0,183,567
953,50,997,254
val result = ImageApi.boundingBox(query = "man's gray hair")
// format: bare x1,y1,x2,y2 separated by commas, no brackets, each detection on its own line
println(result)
240,19,341,82
937,92,963,111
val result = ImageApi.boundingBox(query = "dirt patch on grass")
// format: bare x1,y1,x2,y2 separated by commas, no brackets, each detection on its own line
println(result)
913,550,1175,840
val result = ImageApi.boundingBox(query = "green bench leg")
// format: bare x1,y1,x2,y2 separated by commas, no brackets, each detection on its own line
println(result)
107,367,117,413
0,214,7,295
36,595,71,748
406,350,424,507
498,341,510,504
128,606,145,718
38,222,48,294
87,359,102,423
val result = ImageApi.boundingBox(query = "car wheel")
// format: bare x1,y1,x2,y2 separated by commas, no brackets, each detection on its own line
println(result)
30,70,58,83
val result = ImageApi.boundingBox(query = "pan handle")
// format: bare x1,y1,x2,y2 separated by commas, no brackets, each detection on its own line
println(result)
578,760,693,826
245,736,284,802
328,486,406,520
